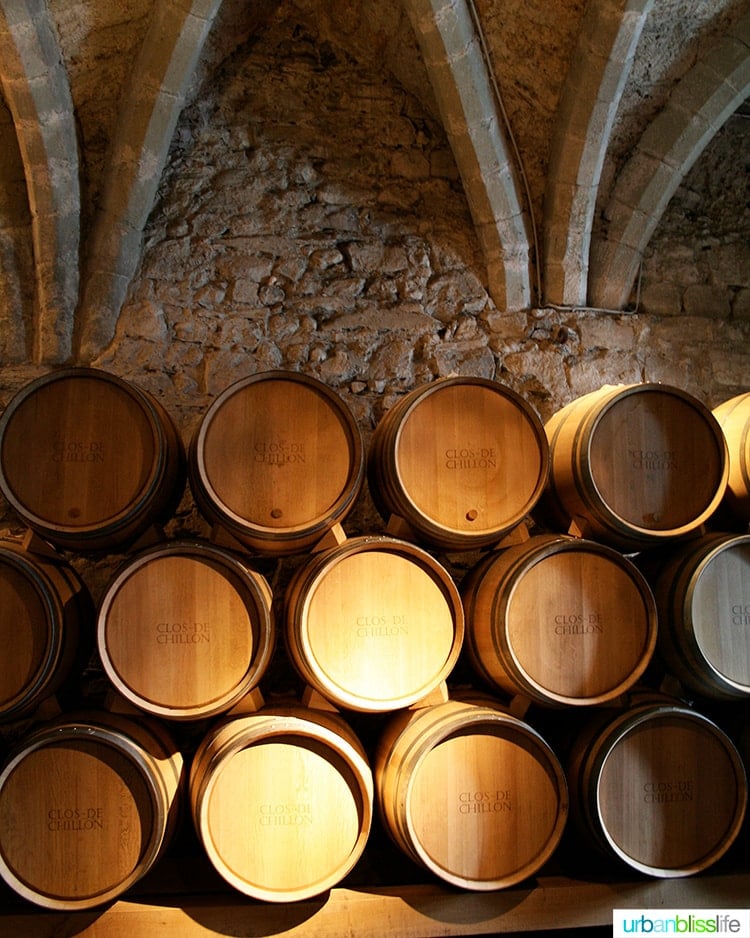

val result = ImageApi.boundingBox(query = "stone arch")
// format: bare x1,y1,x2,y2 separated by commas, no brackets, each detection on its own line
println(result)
76,0,224,361
402,0,532,311
543,0,653,307
588,11,750,310
0,0,79,363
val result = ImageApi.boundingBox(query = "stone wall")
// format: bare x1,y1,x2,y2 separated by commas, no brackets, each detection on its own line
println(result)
1,9,748,613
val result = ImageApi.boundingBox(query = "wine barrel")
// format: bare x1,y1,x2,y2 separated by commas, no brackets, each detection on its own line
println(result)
540,383,728,550
189,706,373,902
189,371,364,555
0,368,185,551
284,535,464,712
567,699,747,877
367,376,549,550
375,698,568,890
0,711,183,909
97,539,275,720
651,532,750,700
712,392,750,523
461,534,657,707
0,536,93,722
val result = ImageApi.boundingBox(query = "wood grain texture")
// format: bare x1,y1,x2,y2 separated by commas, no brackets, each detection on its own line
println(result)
461,534,657,706
653,532,750,700
541,383,728,550
713,391,750,523
98,540,275,719
0,368,185,551
189,707,372,902
375,699,567,890
568,701,747,877
284,536,464,712
368,377,548,550
189,371,364,555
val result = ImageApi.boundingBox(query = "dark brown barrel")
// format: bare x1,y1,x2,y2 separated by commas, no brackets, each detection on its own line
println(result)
97,539,275,720
189,706,373,902
567,700,747,877
188,370,364,556
0,368,186,551
461,534,657,707
0,711,183,910
375,698,568,890
713,392,750,523
368,376,549,550
651,532,750,700
284,535,464,712
0,536,92,722
540,383,728,551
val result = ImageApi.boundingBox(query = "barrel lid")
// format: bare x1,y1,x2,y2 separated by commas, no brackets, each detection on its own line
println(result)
405,715,566,888
288,537,463,711
384,378,548,545
685,535,750,693
583,384,728,536
594,707,747,876
0,727,161,908
98,541,274,719
191,371,364,540
192,712,372,902
500,540,657,704
0,368,168,540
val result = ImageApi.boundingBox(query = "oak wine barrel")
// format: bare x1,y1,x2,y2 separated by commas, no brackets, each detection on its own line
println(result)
567,699,747,877
0,368,186,551
651,532,750,700
712,392,750,524
189,706,373,902
189,370,364,555
461,534,657,707
284,535,464,712
368,376,549,550
0,711,183,909
97,539,275,720
539,383,728,550
375,698,568,890
0,536,93,722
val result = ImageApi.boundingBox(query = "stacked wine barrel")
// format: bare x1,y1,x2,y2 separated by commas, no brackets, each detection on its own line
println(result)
0,367,748,910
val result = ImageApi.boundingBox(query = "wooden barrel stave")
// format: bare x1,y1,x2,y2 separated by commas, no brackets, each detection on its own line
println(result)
0,368,186,551
0,711,183,909
461,534,657,707
374,698,568,890
188,370,364,556
284,535,464,712
189,706,373,902
539,383,728,550
97,539,275,720
368,377,549,550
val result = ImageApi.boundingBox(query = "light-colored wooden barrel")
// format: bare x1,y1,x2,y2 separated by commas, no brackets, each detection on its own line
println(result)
567,700,747,877
367,376,549,550
284,535,464,712
540,383,728,550
712,392,750,523
0,536,92,722
0,711,183,910
189,706,373,902
0,368,186,552
461,534,657,707
189,371,364,555
375,698,568,890
97,539,275,720
651,532,750,700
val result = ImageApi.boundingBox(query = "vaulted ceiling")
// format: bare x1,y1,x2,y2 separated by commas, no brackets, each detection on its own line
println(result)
1,0,748,364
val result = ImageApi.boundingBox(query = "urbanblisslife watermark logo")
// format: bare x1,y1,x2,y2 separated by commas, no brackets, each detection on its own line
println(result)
613,909,750,937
